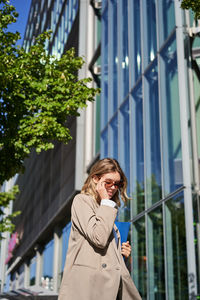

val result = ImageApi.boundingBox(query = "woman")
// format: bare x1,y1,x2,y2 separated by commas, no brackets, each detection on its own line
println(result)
58,158,142,300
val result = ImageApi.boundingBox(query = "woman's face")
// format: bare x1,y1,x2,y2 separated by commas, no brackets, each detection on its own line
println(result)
99,171,121,199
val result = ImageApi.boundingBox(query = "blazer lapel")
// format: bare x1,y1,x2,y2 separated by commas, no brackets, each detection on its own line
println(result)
113,224,121,263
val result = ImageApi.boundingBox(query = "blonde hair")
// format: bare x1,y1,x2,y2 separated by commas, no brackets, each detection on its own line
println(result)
81,158,129,206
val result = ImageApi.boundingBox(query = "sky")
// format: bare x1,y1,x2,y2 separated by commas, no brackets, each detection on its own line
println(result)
7,0,32,46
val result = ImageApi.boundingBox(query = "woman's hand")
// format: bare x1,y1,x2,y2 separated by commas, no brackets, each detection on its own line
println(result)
121,241,131,258
96,178,109,200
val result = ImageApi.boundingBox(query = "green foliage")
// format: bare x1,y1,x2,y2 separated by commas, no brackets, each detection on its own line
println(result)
0,0,100,234
0,0,99,185
181,0,200,20
0,185,20,238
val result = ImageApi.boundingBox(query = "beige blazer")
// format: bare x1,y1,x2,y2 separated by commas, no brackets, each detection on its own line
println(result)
58,193,142,300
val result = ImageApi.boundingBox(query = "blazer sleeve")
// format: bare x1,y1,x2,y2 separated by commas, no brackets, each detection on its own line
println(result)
71,194,118,249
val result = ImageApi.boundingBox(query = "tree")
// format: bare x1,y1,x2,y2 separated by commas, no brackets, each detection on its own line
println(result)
0,186,20,234
181,0,200,20
0,0,99,236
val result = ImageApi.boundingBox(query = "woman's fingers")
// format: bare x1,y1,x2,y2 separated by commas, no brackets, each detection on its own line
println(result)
121,241,131,258
96,178,109,199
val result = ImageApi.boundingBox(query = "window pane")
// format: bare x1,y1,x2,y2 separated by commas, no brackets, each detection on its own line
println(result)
193,193,200,289
192,56,200,157
101,127,108,158
18,264,25,288
101,8,108,126
30,256,36,286
121,0,129,99
110,115,118,159
148,206,165,299
132,217,147,299
165,192,188,299
144,0,157,65
158,0,175,46
102,0,108,11
62,222,72,271
160,34,183,195
119,99,130,221
4,274,10,293
42,239,54,290
119,99,130,184
132,0,141,83
95,94,101,154
144,60,162,206
131,82,145,214
110,0,118,113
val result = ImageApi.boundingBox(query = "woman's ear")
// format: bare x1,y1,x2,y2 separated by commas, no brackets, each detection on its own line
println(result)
92,175,99,184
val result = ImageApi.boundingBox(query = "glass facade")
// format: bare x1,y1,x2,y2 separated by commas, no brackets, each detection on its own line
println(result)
101,0,198,298
23,0,79,58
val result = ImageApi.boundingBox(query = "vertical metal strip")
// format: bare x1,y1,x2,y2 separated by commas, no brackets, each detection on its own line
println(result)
140,0,149,297
174,0,197,296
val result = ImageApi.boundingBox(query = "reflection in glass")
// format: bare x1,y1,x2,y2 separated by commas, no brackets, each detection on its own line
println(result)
120,99,130,185
157,0,175,46
165,192,188,299
65,4,69,36
110,115,118,159
4,273,10,293
132,0,141,82
132,217,147,299
144,60,162,206
148,207,165,299
95,94,101,154
192,56,200,157
119,99,130,221
62,222,72,271
101,8,108,125
146,0,157,65
101,127,108,158
131,83,145,214
160,34,183,195
192,193,200,291
110,0,118,114
121,0,129,99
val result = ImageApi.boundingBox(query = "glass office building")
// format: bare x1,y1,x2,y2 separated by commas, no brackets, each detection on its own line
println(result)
2,0,200,299
101,0,200,299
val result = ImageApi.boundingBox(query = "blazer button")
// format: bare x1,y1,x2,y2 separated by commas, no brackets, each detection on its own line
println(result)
102,263,107,268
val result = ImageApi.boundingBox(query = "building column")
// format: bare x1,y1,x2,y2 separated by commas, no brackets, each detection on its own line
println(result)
35,245,43,286
75,0,95,191
53,226,62,292
0,225,10,292
24,260,30,288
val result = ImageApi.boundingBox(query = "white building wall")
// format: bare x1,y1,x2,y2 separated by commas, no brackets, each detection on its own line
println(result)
75,0,96,190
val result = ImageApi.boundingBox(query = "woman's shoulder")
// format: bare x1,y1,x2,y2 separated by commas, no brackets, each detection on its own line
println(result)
73,193,97,208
